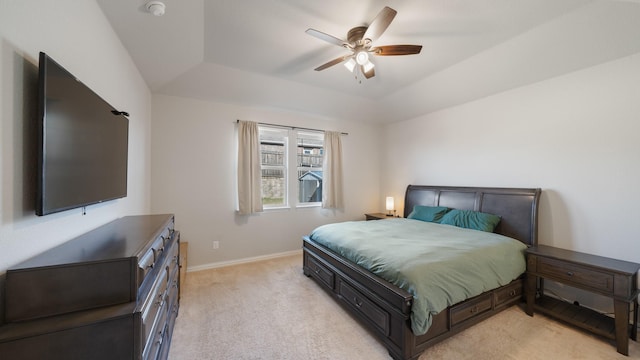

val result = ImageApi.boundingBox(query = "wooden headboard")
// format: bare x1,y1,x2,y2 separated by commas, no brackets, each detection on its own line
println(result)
403,185,541,246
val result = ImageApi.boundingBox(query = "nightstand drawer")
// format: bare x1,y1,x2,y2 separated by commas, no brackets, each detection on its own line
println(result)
537,257,613,293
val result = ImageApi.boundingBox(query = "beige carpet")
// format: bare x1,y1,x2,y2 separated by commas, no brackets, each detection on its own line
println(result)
168,253,639,360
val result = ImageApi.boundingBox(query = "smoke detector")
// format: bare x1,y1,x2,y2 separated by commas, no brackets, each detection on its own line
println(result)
146,1,166,16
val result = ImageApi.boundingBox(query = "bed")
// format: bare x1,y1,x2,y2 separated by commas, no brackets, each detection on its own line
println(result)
302,185,541,360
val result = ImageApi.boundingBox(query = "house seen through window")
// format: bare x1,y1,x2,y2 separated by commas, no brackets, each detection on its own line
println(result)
259,126,323,208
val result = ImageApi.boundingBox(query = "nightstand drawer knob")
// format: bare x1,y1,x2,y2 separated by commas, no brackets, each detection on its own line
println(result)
566,271,574,276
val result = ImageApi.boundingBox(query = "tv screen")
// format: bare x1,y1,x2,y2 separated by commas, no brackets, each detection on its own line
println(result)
36,52,128,216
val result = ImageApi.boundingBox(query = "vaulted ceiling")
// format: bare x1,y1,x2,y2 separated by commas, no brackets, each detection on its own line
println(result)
97,0,640,123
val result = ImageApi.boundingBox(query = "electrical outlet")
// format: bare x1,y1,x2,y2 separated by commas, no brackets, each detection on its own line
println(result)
212,240,219,249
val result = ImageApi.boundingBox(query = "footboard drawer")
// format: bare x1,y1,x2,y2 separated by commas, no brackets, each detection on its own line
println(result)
305,253,335,290
494,279,523,308
338,279,390,336
450,293,492,327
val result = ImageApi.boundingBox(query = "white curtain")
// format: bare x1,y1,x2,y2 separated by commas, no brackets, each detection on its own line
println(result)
322,131,344,209
237,121,263,214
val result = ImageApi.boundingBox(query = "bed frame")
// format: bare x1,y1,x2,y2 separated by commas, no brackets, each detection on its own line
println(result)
303,185,541,360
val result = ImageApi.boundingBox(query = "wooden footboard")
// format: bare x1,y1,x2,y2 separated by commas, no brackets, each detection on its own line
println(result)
303,237,523,360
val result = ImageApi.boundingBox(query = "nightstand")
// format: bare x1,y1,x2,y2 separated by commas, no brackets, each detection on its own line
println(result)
364,213,391,221
525,245,640,355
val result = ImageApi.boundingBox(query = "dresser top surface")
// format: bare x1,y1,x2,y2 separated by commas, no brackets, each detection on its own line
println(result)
9,214,174,270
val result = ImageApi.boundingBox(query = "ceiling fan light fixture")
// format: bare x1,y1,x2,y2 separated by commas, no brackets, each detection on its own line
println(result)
306,6,422,80
344,58,356,72
355,51,369,66
363,61,375,73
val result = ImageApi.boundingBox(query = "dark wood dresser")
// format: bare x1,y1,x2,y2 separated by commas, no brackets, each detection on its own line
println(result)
0,214,181,360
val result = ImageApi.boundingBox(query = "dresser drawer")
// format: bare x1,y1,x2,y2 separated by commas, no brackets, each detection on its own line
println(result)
159,219,175,247
143,302,168,360
536,257,613,294
305,254,335,290
338,279,390,336
141,267,168,348
450,293,493,326
138,232,170,286
166,238,180,279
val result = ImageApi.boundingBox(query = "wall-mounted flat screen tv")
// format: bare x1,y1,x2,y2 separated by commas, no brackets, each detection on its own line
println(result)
36,52,129,216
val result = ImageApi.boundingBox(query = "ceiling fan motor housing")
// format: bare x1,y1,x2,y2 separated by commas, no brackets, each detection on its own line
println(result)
347,26,369,47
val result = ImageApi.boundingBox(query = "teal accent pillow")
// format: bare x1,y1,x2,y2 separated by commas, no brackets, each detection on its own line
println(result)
440,209,501,232
407,206,450,223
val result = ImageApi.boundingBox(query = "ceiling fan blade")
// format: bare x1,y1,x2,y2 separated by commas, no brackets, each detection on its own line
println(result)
314,55,352,71
305,28,347,47
362,65,375,79
371,45,422,56
363,6,397,42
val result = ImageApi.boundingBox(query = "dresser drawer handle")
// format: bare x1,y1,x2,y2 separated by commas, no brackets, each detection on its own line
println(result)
566,271,574,276
314,267,321,274
470,305,479,314
508,290,517,296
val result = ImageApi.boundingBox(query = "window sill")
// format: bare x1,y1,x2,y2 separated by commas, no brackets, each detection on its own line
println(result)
263,206,291,212
262,203,321,211
296,203,321,209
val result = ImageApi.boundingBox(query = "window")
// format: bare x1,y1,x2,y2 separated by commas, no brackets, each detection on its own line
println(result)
259,127,288,207
297,131,323,205
259,126,324,209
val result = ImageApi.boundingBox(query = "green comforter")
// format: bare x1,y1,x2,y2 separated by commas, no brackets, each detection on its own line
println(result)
309,218,527,335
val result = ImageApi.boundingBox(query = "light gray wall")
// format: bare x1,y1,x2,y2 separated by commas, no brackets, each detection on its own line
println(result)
150,94,381,270
0,0,152,272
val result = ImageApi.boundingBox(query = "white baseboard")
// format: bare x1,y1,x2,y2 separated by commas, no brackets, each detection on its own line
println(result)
187,249,302,273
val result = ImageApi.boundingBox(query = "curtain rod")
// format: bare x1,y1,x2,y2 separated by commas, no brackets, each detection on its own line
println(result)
235,119,348,135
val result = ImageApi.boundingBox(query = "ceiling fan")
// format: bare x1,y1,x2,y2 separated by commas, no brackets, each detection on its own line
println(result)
306,6,422,80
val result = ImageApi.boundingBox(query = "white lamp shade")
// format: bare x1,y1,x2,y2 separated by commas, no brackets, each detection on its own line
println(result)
344,58,356,72
385,196,394,211
363,60,374,73
355,51,369,65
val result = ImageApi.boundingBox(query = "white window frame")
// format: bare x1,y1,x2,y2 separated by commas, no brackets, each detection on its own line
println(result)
258,126,324,210
296,131,324,208
259,127,289,209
